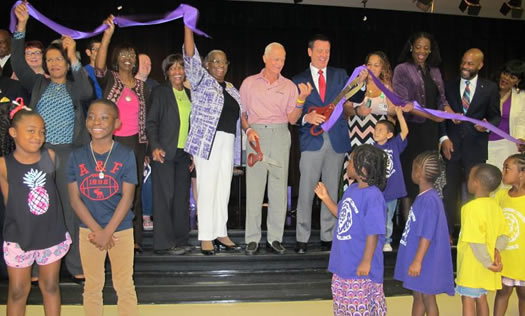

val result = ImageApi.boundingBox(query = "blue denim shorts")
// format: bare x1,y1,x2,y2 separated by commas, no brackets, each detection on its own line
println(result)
456,285,488,298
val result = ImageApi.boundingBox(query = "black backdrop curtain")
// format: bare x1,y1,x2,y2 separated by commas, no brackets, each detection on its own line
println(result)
2,0,524,217
2,0,524,84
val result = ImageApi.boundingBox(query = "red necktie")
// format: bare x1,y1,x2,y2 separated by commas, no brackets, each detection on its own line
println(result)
318,69,326,103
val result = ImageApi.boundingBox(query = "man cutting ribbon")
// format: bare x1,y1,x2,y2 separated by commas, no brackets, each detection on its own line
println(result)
292,34,367,254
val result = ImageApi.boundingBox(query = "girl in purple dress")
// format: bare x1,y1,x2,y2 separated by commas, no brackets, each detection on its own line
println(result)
315,144,388,316
394,151,454,316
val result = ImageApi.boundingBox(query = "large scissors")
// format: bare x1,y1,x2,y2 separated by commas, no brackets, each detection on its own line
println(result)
247,138,281,168
308,77,364,136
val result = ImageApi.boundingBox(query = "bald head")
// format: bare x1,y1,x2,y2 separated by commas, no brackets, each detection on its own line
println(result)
464,48,484,63
460,48,484,80
263,42,286,77
0,29,11,58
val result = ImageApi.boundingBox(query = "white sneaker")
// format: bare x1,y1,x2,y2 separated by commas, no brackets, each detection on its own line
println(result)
383,243,392,252
143,216,153,231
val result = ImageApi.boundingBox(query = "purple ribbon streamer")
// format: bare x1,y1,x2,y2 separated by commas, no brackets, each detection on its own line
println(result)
9,1,209,39
321,64,523,144
321,65,367,132
365,68,524,145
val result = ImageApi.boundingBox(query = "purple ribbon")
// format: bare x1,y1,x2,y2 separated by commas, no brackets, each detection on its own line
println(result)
9,1,209,39
321,64,523,145
365,68,524,145
321,66,366,132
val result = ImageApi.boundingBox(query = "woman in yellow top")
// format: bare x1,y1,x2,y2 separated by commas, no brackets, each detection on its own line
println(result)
494,153,525,316
456,164,509,316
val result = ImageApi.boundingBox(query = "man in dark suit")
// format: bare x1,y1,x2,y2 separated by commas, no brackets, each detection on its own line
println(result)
0,30,13,78
292,34,366,253
440,48,501,236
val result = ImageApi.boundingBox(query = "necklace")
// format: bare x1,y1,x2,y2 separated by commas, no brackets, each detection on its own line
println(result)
90,141,115,179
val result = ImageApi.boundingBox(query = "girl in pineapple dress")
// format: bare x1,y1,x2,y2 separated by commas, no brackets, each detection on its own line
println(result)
0,104,70,315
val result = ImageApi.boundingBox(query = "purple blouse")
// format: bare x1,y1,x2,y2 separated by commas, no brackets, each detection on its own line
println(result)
489,94,511,141
393,62,447,123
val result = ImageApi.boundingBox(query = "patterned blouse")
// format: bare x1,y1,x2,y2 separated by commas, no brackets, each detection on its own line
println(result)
95,68,149,144
183,46,242,164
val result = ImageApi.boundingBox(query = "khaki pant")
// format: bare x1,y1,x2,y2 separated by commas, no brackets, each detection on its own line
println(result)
79,227,137,316
245,123,290,244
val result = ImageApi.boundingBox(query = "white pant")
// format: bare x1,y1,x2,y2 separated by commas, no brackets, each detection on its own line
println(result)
487,138,519,171
194,131,234,241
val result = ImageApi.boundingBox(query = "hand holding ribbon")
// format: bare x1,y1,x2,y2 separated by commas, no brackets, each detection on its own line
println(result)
364,67,525,145
320,66,367,132
10,1,210,39
322,64,524,145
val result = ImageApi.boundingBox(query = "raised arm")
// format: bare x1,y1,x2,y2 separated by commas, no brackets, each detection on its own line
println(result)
395,106,409,140
11,2,39,93
184,25,195,58
63,36,93,101
95,15,115,73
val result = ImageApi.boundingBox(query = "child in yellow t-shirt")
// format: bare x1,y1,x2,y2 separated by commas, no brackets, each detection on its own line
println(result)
493,153,525,316
456,164,510,316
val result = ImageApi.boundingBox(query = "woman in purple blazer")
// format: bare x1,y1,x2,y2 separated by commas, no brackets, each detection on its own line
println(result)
393,32,448,218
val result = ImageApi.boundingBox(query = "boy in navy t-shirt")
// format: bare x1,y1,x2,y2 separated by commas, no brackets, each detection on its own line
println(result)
67,99,138,316
373,106,409,252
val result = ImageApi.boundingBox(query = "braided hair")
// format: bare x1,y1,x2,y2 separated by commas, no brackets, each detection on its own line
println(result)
507,153,525,172
413,151,446,196
351,144,387,191
0,102,14,157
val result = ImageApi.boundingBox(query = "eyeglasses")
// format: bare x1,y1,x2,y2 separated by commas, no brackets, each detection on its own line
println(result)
210,59,230,66
119,52,136,59
46,56,65,63
26,51,42,57
90,47,99,52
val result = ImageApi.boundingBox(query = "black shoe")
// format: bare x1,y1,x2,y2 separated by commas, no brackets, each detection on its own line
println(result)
71,276,85,286
320,241,332,252
266,241,286,254
214,239,241,251
200,248,216,255
154,247,186,255
134,246,143,255
295,242,307,254
245,242,259,255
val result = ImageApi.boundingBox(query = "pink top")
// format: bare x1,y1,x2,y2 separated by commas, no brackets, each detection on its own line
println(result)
240,69,298,124
114,87,139,136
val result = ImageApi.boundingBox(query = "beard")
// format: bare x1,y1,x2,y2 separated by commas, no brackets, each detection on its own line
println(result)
460,68,479,80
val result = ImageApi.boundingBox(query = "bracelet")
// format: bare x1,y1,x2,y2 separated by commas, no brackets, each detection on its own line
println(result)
295,105,304,109
296,98,305,104
245,127,253,135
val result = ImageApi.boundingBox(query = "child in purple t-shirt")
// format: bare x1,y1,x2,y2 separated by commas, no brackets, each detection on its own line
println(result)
315,144,388,316
373,106,408,252
394,151,455,316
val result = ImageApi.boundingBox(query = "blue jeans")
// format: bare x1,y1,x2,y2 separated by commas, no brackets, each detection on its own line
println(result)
385,199,398,244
